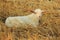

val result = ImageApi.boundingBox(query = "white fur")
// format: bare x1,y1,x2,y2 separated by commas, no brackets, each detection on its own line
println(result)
5,9,43,27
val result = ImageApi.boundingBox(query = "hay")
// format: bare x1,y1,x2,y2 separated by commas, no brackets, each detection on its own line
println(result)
0,0,60,40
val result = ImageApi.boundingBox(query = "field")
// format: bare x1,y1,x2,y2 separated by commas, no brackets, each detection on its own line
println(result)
0,0,60,40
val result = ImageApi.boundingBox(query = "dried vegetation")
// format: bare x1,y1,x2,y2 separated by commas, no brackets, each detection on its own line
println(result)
0,0,60,40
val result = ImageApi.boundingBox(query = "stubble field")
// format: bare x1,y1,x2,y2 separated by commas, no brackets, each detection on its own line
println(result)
0,0,60,40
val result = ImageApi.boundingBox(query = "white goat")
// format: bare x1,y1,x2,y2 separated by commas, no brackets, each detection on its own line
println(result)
5,9,45,27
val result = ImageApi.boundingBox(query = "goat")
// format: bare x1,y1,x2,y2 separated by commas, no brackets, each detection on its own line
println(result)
5,9,45,27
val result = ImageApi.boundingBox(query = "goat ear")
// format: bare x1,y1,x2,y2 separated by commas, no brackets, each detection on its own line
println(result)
30,10,36,14
24,9,36,14
30,10,34,13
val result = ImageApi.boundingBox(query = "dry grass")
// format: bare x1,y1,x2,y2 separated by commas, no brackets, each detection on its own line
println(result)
0,0,60,40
